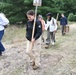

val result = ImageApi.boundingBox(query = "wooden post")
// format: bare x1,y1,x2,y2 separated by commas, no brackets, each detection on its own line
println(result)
30,6,38,50
56,13,60,29
30,0,42,50
56,13,59,21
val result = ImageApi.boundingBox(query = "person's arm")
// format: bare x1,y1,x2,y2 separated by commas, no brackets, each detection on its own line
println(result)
0,14,9,26
54,19,57,31
34,20,42,40
31,20,42,50
26,22,28,32
41,20,45,31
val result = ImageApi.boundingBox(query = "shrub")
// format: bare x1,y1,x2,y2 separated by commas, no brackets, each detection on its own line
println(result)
74,15,76,21
9,16,25,24
68,13,74,21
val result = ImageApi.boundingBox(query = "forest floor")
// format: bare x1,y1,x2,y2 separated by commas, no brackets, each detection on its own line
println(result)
0,23,76,75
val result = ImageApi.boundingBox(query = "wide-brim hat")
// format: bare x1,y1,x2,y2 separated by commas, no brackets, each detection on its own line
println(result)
46,13,52,16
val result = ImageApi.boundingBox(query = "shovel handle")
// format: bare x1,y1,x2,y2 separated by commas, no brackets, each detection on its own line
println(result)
30,6,38,51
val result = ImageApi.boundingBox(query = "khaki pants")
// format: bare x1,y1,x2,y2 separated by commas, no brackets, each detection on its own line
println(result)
26,37,41,66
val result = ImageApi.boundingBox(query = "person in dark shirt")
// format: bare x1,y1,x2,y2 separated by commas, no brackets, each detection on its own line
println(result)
60,14,68,35
26,10,42,70
26,19,42,41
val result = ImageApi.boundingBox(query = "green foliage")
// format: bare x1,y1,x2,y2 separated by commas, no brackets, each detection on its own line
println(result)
0,0,76,24
9,16,24,24
74,15,76,21
68,13,74,21
68,13,76,22
0,2,12,9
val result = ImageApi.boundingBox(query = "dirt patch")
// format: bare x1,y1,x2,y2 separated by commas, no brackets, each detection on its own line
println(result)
0,23,76,75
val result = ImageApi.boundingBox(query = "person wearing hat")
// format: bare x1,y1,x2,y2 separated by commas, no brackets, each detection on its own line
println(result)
38,15,45,42
0,12,9,56
45,12,57,48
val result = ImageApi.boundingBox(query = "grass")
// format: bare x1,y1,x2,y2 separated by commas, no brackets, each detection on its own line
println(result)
9,68,23,75
3,25,26,44
2,22,75,44
3,23,75,49
2,23,76,75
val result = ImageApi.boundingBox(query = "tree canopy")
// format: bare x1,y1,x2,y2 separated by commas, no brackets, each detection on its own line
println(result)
0,0,76,24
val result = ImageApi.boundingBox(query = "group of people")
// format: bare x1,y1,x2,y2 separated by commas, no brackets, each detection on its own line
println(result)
0,10,67,70
26,10,68,70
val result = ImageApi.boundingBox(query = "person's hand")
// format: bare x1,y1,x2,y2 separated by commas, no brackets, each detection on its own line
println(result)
31,38,35,46
30,38,35,50
54,30,57,33
53,30,57,35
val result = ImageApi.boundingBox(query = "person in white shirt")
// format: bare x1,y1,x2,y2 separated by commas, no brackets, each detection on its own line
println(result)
0,12,9,56
45,13,57,47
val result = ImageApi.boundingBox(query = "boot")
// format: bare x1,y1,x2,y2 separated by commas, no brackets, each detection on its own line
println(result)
32,65,39,70
45,44,49,49
30,61,35,66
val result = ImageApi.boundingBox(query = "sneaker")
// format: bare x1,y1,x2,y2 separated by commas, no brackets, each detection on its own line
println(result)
51,41,55,45
62,33,65,35
45,45,49,49
30,61,35,66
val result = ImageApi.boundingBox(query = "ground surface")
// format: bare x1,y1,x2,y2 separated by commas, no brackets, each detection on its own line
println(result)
0,23,76,75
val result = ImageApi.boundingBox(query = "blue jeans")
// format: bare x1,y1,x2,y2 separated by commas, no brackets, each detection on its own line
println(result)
0,30,5,52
